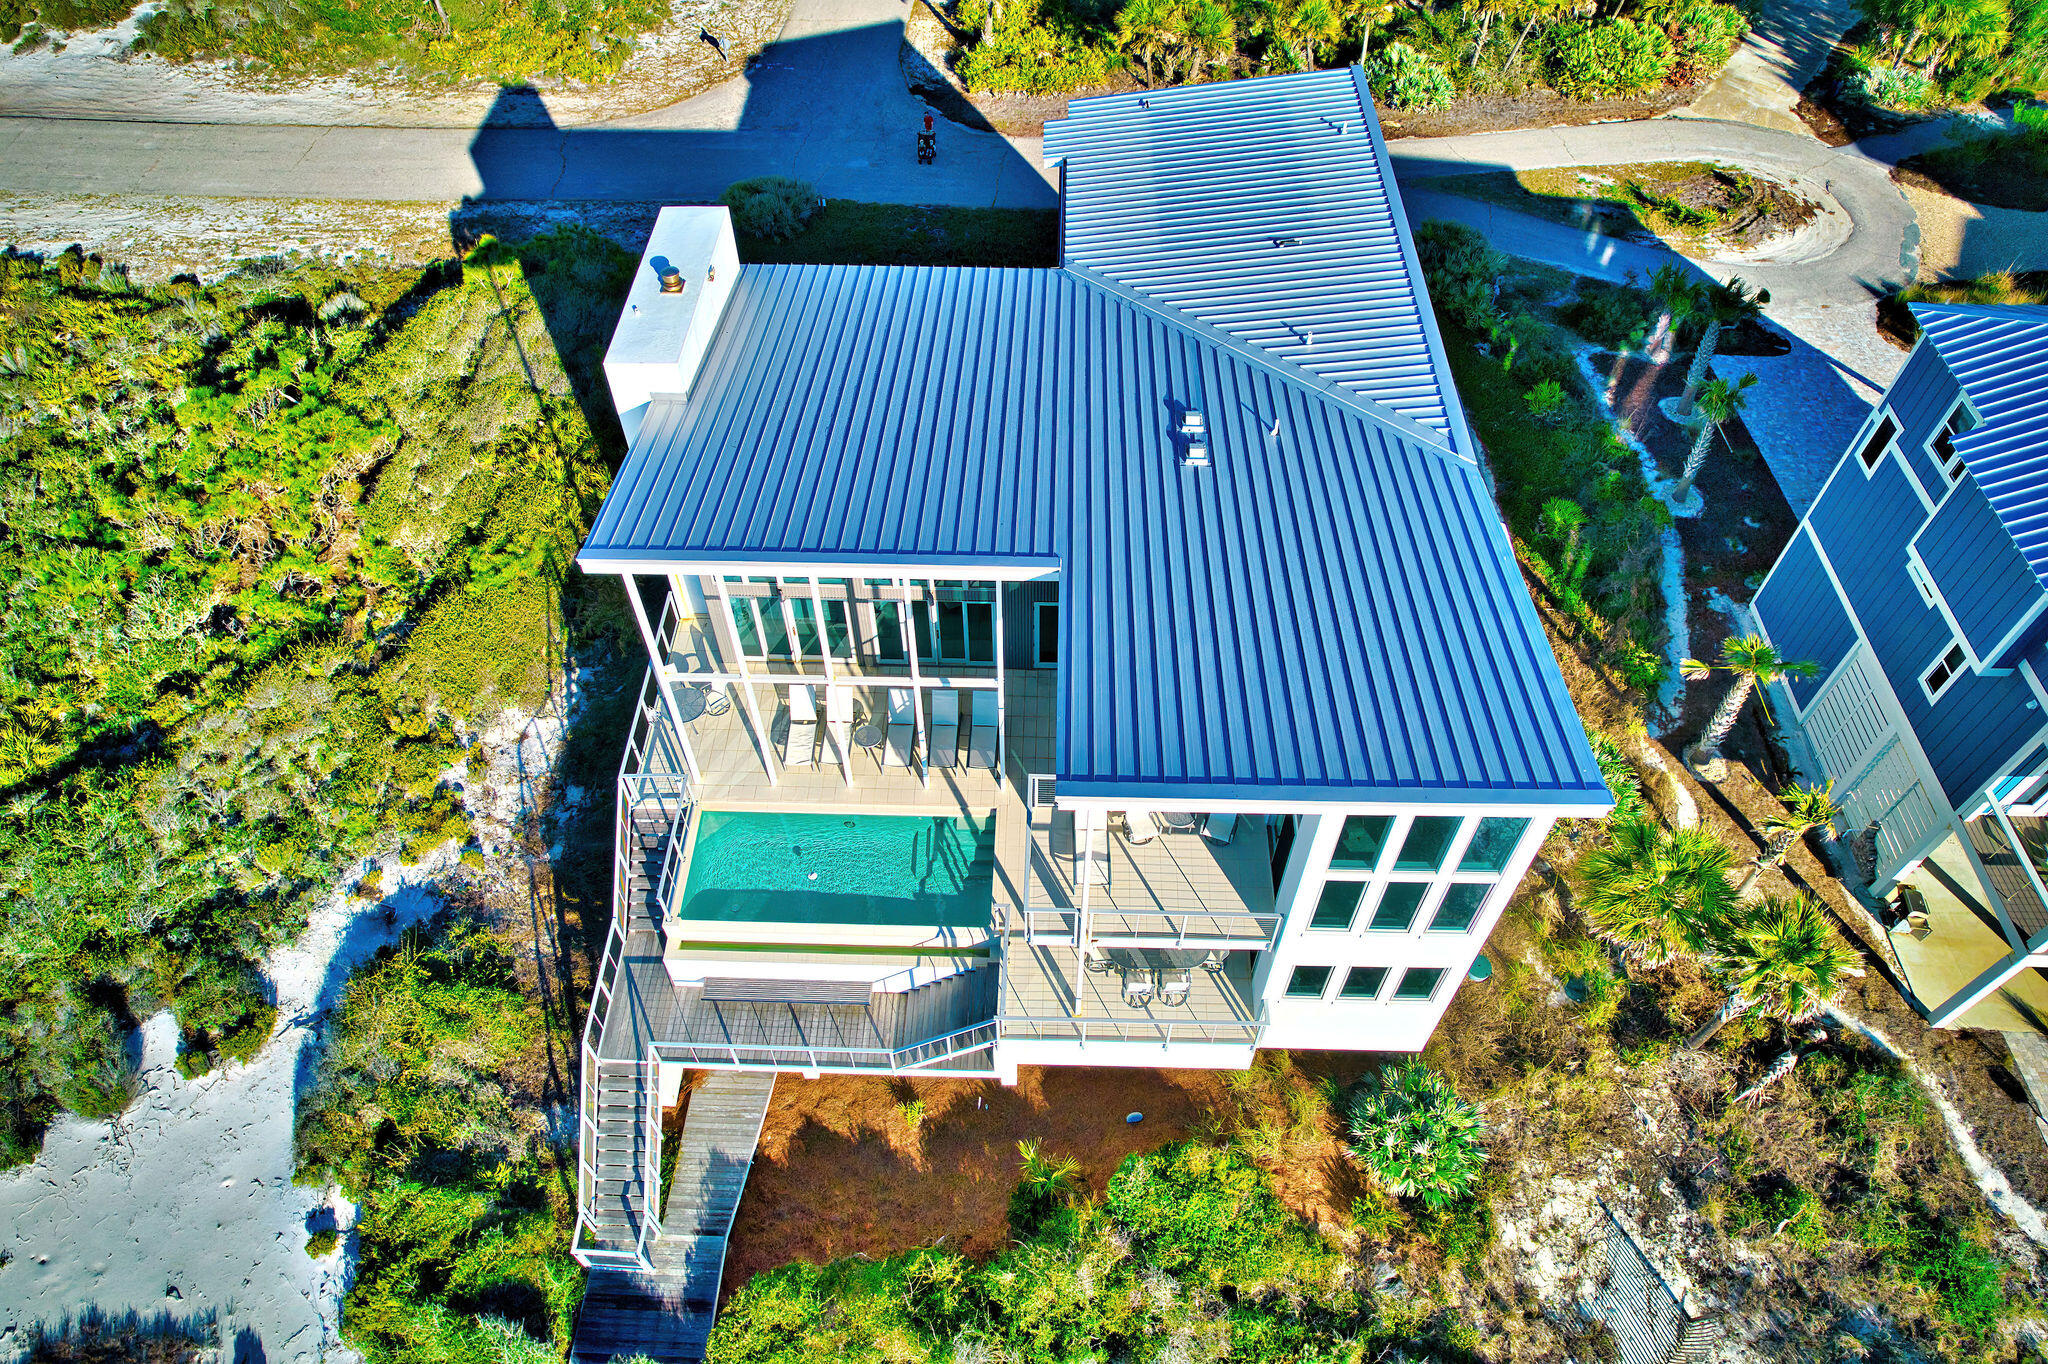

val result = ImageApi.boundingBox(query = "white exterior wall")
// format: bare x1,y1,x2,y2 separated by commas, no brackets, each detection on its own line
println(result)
1255,809,1555,1054
604,207,742,445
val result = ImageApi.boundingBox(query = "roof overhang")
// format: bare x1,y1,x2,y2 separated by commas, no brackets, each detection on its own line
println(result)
1051,780,1612,817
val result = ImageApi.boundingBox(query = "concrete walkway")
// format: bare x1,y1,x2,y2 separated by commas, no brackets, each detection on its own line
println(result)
1675,0,1860,135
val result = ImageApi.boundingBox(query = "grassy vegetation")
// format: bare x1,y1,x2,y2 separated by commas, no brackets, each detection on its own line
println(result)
736,200,1059,268
1431,161,1816,251
296,911,580,1363
131,0,665,84
1416,224,1670,696
0,231,633,1167
708,1140,1375,1363
942,0,1749,99
1878,268,2048,347
1850,0,2048,105
1901,108,2048,210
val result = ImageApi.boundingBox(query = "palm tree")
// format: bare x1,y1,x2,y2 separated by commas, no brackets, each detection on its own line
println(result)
1736,782,1841,898
1678,278,1769,419
1670,372,1757,503
1345,1062,1485,1211
1576,819,1736,967
1648,263,1700,360
1681,635,1819,778
1265,0,1341,71
1538,497,1587,577
1686,893,1859,1048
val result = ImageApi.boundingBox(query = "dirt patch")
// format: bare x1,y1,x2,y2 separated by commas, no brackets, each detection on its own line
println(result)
1898,132,2048,213
1378,86,1698,140
1432,162,1820,258
721,1055,1383,1297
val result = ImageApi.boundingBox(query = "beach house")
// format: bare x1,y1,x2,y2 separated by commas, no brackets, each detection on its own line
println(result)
567,67,1608,1284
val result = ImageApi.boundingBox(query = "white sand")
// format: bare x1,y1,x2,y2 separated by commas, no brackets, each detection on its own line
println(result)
0,680,585,1361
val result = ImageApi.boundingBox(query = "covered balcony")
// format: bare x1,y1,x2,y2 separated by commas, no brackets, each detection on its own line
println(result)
997,937,1263,1051
1888,811,2048,1030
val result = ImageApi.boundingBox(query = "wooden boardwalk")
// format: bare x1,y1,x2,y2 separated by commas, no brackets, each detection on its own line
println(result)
572,1070,778,1364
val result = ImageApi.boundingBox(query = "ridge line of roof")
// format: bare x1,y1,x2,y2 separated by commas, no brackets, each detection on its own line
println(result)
1059,259,1470,463
1348,64,1482,465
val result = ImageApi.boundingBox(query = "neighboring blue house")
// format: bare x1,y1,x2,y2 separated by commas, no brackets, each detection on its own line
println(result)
1753,303,2048,1029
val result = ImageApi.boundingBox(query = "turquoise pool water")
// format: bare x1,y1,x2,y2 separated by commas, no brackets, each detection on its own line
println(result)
678,810,997,927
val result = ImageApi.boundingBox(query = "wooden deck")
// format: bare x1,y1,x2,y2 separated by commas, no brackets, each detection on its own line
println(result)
1025,807,1278,945
997,934,1261,1041
571,1070,777,1364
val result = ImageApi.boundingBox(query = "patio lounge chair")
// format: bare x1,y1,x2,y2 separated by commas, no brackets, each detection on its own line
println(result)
968,689,998,770
930,688,961,769
1121,809,1158,845
783,684,817,766
883,687,916,768
825,685,855,763
1202,812,1237,844
1158,968,1192,1007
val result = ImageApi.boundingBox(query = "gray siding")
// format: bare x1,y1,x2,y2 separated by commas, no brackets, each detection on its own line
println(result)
1755,527,1857,708
1810,438,2037,810
1916,479,2045,662
1888,340,1963,497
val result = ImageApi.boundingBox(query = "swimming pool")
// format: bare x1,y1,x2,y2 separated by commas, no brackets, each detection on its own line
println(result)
677,810,997,927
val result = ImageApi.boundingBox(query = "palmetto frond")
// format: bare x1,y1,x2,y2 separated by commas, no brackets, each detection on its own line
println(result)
1576,818,1735,966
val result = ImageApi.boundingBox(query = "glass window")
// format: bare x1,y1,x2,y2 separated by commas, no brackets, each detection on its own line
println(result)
788,597,821,656
1393,967,1445,1001
873,602,906,662
1269,816,1299,891
1394,816,1460,872
824,601,854,658
1858,413,1898,470
1339,966,1388,999
757,599,791,657
1330,814,1393,870
1368,883,1427,932
1932,403,1977,482
1310,882,1363,930
967,601,995,662
729,598,762,656
1460,817,1529,873
1922,639,1967,702
1286,965,1333,999
1429,884,1490,933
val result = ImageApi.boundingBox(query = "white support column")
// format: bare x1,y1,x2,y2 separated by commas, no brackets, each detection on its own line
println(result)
714,575,781,786
1073,807,1097,1015
900,577,929,788
808,577,854,788
621,573,702,786
992,580,1008,774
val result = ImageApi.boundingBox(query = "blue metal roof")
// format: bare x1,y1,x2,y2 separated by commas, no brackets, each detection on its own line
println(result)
580,263,1607,808
1912,303,2048,587
1043,67,1471,458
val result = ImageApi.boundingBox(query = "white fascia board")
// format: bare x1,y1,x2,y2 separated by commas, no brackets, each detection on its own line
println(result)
1051,792,1611,817
579,554,1062,582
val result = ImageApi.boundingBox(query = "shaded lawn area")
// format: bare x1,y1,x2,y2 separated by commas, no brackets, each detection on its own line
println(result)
1899,126,2048,212
738,201,1059,268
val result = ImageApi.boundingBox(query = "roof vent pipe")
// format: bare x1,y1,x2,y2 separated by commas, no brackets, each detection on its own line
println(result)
1179,410,1210,467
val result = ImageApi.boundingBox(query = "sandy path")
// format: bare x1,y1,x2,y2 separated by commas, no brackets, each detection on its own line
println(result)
0,700,575,1361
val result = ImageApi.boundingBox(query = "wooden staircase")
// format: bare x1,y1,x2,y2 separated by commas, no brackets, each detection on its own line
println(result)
572,1070,778,1364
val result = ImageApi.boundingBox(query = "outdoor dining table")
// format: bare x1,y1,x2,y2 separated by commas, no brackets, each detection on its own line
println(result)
1158,811,1198,833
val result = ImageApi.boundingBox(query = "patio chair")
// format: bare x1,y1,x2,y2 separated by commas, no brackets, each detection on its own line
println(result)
1201,811,1237,844
824,685,855,763
1158,968,1193,1007
1121,809,1158,845
883,687,916,768
1121,969,1155,1008
930,688,961,769
783,684,817,766
968,689,998,770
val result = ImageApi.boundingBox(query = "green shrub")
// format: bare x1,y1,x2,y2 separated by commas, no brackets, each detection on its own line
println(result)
956,0,1122,93
176,1047,214,1081
304,1228,339,1258
1414,219,1505,331
1366,41,1455,110
1845,59,1934,108
216,1005,275,1065
1345,1062,1486,1211
1663,0,1749,72
1561,279,1658,351
721,177,821,244
1546,19,1675,98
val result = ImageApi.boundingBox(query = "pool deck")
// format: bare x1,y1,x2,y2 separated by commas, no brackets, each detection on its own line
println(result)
651,664,1280,1044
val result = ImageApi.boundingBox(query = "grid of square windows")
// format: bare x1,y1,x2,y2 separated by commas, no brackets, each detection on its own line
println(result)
1282,964,1446,1002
